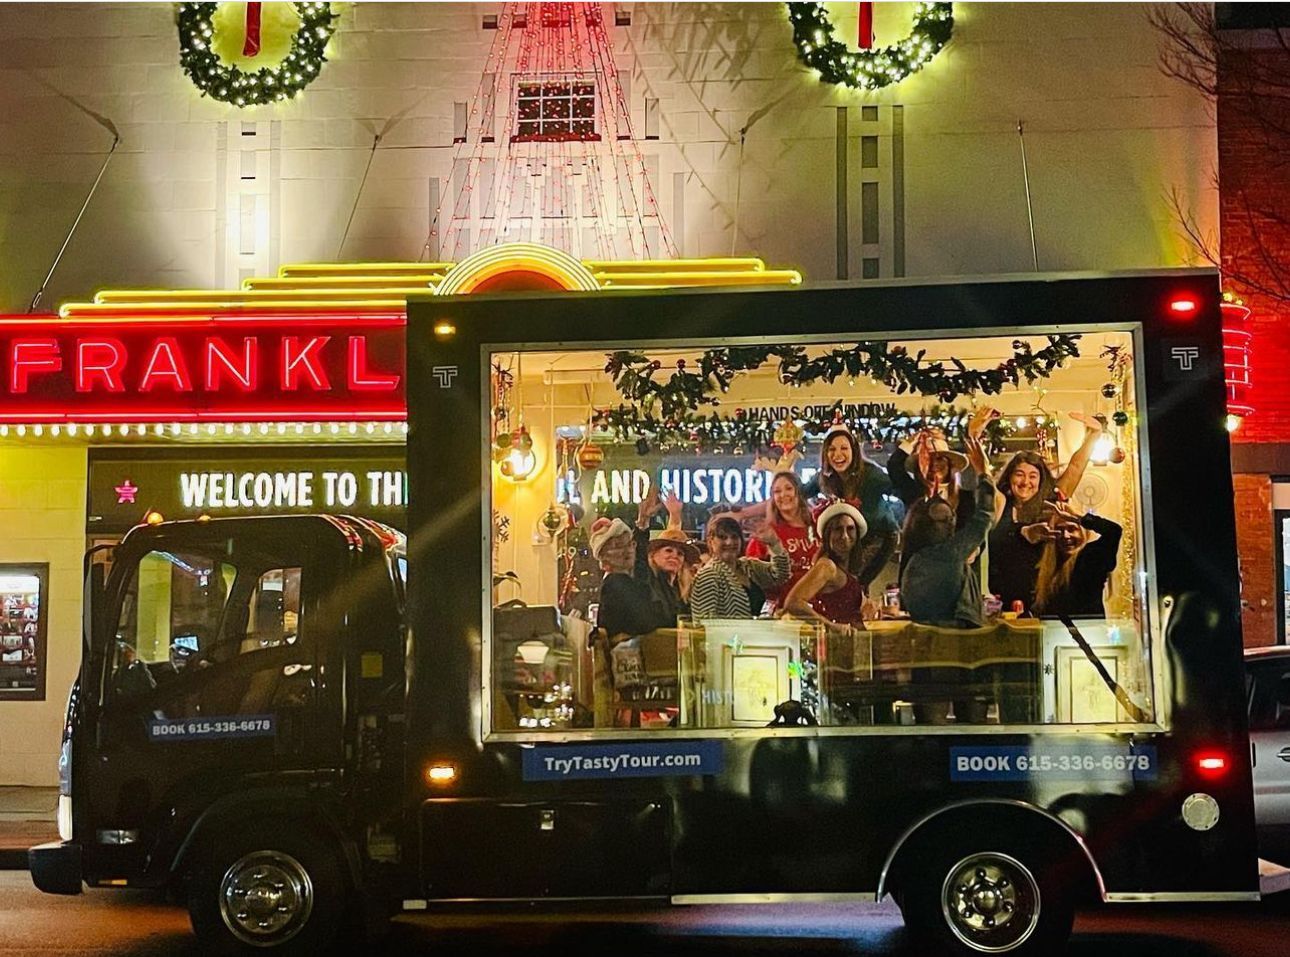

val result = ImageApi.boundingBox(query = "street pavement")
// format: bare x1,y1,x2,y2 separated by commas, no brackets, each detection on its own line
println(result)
2,871,1288,956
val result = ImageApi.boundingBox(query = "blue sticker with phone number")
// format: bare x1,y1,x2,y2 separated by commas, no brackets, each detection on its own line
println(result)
951,744,1157,781
148,715,276,742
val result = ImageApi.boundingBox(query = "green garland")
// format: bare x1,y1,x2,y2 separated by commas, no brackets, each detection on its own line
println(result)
593,403,1022,456
787,2,953,91
177,2,337,107
604,336,1082,420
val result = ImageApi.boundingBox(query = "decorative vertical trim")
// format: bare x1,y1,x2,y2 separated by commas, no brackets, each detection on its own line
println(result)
893,105,905,277
836,106,848,280
213,121,227,286
672,171,686,258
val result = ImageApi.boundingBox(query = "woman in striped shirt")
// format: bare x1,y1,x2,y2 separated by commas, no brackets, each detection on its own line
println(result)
690,516,791,619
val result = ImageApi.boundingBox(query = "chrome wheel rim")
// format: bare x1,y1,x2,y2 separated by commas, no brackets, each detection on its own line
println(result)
941,851,1040,952
218,850,314,947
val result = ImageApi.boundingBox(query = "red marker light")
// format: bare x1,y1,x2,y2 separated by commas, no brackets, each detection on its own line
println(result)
1195,753,1228,777
1169,297,1199,316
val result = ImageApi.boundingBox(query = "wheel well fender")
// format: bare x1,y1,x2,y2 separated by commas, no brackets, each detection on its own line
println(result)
169,787,363,896
877,798,1106,903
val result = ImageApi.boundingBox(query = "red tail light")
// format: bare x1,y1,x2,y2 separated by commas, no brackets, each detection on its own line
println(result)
1195,753,1228,777
1169,296,1199,316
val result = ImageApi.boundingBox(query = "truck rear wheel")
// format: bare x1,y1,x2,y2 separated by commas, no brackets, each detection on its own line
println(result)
899,839,1074,955
188,823,346,955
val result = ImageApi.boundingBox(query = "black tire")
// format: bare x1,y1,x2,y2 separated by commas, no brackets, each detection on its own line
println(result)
187,821,347,956
898,836,1075,955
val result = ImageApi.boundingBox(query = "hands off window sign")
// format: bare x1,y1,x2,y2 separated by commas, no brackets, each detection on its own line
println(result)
88,452,407,532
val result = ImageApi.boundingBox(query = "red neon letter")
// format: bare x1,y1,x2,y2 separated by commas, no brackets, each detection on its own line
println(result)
347,336,400,392
205,337,258,392
76,338,126,393
281,336,331,391
139,337,193,392
10,339,62,393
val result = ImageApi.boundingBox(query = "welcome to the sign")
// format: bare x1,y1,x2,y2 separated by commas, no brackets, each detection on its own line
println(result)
179,469,407,510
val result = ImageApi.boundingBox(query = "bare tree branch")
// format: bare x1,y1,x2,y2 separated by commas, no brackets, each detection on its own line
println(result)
1151,3,1290,304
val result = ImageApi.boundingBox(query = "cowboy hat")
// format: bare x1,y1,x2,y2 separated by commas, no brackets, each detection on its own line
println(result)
814,500,868,540
647,527,701,564
588,517,633,560
908,434,969,474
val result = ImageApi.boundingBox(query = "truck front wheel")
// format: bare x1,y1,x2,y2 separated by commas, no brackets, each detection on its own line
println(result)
188,823,346,955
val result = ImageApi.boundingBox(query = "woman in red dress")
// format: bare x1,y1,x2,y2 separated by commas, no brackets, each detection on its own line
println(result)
783,501,876,630
745,471,819,612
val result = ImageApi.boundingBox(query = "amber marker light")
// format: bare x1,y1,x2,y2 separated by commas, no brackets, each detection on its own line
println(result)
433,320,457,340
144,511,164,526
426,763,458,785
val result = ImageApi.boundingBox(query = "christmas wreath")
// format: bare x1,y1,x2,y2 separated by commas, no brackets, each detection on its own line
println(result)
786,2,953,91
177,2,338,107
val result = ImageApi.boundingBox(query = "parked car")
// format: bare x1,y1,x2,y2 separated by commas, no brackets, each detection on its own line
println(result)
1247,645,1290,864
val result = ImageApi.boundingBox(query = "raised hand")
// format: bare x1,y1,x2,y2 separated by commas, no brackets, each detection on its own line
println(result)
749,518,780,545
661,488,684,527
965,434,989,476
968,407,1001,441
1069,410,1104,434
636,483,662,527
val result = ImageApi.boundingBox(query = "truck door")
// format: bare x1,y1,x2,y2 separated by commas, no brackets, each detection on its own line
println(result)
82,538,327,883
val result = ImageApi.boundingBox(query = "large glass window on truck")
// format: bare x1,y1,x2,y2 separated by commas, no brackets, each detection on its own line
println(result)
482,329,1157,736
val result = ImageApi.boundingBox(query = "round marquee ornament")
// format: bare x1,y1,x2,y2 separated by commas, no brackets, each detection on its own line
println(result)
786,2,954,91
177,2,338,107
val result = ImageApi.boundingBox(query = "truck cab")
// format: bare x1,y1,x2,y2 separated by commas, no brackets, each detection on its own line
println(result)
31,515,407,951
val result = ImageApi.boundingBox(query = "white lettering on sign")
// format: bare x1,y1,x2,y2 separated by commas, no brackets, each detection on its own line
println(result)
176,470,403,512
575,467,821,507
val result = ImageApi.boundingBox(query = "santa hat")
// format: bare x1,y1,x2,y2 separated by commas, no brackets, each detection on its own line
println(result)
814,500,867,541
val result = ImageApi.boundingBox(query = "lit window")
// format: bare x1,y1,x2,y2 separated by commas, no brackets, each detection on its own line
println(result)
513,75,599,143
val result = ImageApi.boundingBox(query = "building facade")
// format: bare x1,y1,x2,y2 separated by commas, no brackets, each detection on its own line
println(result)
0,2,1223,784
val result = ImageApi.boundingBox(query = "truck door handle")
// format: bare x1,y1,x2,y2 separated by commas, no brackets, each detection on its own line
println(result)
1278,747,1290,762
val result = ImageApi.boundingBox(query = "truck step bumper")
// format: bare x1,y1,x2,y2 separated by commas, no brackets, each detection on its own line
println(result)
29,841,82,895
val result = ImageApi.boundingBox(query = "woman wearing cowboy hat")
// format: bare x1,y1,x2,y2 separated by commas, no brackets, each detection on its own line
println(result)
899,435,996,627
784,501,876,629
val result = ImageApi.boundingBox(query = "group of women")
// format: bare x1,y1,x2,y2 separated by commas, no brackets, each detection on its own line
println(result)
591,409,1124,641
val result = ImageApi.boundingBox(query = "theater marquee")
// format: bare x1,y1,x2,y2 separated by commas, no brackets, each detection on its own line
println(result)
0,312,405,423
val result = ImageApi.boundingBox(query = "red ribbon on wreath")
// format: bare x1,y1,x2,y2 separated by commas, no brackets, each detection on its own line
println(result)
242,1,263,58
858,2,874,49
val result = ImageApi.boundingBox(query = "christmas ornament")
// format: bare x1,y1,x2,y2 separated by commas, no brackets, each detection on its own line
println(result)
774,419,805,453
1112,410,1130,427
786,2,953,91
177,2,338,107
576,441,604,471
1100,382,1120,399
634,437,651,456
1109,447,1127,465
538,503,568,538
